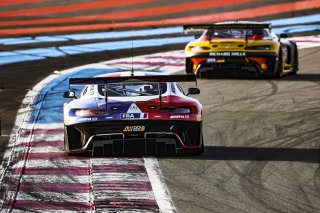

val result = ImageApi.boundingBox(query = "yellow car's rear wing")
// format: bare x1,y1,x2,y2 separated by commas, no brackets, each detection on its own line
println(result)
183,23,271,31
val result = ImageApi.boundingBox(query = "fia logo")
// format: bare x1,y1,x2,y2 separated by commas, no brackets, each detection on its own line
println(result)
130,104,137,111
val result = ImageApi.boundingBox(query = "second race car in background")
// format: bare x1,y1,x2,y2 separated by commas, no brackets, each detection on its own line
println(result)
184,21,298,78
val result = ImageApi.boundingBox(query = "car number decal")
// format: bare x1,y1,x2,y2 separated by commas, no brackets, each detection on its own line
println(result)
123,126,145,132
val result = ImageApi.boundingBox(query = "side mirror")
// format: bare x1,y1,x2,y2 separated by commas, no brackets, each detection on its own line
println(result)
187,87,200,96
63,91,76,98
279,33,288,39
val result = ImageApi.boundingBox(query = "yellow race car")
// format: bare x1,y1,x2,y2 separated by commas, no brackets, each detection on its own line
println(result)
184,21,298,78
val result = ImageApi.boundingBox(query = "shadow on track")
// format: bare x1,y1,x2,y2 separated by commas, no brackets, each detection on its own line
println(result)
174,146,320,163
278,73,320,82
199,73,320,82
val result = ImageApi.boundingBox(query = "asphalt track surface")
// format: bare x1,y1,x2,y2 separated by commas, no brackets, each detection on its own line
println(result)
1,0,320,212
161,46,320,212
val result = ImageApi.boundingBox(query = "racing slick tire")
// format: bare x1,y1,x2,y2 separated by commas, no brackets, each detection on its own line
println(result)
64,125,84,156
185,58,194,74
194,138,205,155
291,42,299,75
64,126,70,155
275,49,283,78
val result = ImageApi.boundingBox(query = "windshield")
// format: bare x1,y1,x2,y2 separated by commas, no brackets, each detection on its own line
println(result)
207,28,270,39
98,82,167,97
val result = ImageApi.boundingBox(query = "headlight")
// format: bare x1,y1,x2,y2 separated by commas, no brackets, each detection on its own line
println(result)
190,46,211,52
245,46,271,50
75,109,108,116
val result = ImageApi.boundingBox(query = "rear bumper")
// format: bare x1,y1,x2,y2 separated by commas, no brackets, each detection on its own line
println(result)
188,52,278,77
65,120,203,155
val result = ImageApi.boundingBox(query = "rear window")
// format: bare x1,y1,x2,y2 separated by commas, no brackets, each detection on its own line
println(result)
98,82,167,97
207,29,270,39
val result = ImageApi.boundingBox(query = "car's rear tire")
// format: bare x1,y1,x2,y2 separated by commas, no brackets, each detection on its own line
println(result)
185,58,193,74
193,139,204,155
291,43,298,75
64,126,70,154
275,50,283,78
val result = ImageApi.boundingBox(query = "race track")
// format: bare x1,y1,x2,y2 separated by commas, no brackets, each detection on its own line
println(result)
160,46,320,212
0,0,320,212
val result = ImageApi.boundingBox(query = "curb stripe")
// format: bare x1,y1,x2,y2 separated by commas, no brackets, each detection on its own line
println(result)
94,199,158,211
0,27,182,45
94,181,152,191
7,200,93,211
0,0,252,27
0,0,50,7
19,152,85,160
20,140,63,147
0,36,193,65
11,167,90,176
1,0,319,35
17,183,91,193
93,164,146,173
92,172,151,182
0,0,152,18
23,128,64,135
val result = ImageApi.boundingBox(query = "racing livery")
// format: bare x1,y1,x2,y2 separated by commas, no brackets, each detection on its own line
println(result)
63,71,203,156
184,21,298,78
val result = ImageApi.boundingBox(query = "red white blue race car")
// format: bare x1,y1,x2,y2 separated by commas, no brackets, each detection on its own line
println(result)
63,71,203,156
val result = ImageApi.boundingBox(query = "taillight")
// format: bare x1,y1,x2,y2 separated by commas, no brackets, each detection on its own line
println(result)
191,46,211,52
245,45,271,50
191,57,207,72
75,109,108,116
160,107,190,114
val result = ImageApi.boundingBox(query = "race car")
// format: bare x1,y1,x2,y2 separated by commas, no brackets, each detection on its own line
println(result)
63,71,203,156
184,21,298,78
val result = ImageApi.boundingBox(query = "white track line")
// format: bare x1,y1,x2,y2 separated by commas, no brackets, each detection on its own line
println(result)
144,157,176,213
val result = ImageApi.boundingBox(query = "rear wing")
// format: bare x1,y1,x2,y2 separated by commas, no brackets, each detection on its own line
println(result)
69,74,196,85
183,23,271,31
65,74,198,109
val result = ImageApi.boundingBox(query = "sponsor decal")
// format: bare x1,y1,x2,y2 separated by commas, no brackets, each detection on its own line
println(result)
121,113,142,119
207,58,225,63
209,52,246,57
170,115,190,119
78,117,98,122
206,58,216,63
123,125,146,132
